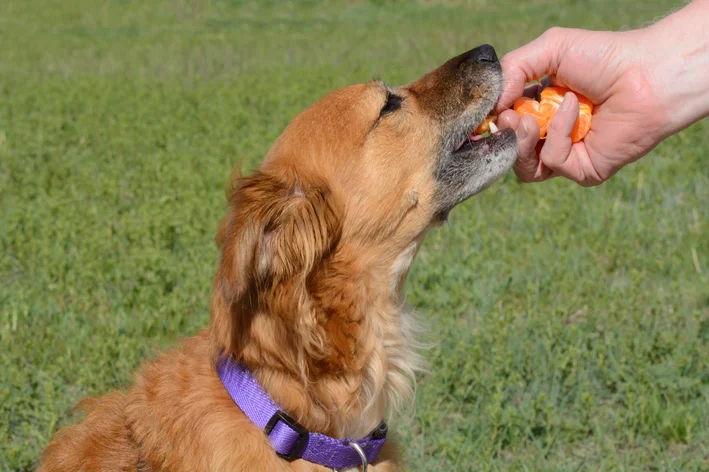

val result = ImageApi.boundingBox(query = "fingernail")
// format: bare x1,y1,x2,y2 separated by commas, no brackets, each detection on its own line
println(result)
559,92,574,111
519,118,529,139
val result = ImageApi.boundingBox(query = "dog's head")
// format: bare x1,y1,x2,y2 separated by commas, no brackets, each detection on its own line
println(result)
211,45,515,398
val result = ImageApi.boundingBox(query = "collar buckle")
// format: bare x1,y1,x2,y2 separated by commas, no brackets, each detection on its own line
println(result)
264,410,309,462
370,420,388,440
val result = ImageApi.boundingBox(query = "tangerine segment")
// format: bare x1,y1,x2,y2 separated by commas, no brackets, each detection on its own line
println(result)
513,97,550,139
540,87,593,110
514,87,593,143
570,110,592,143
474,115,497,135
540,87,593,143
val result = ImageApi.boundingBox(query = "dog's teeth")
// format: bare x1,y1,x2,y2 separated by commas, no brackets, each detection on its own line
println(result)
489,121,498,134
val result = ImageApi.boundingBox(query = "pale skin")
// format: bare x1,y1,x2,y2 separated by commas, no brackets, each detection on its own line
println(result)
496,0,709,186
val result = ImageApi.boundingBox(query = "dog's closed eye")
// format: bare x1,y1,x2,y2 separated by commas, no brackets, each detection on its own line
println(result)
380,91,403,116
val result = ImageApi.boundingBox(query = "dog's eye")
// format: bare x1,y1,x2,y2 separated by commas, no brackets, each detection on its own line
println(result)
380,91,403,116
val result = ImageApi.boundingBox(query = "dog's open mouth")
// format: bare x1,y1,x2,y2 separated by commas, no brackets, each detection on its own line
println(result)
452,115,511,155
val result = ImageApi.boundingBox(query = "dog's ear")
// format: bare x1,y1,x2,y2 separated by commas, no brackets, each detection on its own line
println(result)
210,169,342,358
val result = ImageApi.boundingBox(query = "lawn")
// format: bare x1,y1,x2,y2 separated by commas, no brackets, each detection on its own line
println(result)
1,0,708,470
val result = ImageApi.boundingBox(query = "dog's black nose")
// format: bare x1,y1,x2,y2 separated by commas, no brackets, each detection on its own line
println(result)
471,44,498,64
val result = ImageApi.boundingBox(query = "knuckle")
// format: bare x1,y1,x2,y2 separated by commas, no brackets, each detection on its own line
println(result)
582,177,605,187
542,26,566,41
514,169,535,183
549,118,569,136
539,148,565,169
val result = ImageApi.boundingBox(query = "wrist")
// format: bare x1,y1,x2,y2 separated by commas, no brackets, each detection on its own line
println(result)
639,1,709,135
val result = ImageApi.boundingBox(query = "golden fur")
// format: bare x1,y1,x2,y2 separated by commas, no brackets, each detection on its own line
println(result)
39,46,515,471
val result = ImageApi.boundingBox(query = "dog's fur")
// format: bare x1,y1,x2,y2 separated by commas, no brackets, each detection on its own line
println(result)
38,45,516,472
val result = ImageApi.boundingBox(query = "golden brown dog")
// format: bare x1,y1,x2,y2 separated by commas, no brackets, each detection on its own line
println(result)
38,45,516,472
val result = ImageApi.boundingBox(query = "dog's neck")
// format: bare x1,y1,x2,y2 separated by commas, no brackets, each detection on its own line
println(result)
209,240,426,439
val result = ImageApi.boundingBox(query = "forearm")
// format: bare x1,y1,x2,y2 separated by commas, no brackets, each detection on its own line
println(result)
640,0,709,135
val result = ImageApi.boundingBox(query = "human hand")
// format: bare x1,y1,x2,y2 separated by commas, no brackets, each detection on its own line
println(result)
496,27,667,186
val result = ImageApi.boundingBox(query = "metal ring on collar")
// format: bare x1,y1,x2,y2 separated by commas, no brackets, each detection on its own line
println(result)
350,442,368,472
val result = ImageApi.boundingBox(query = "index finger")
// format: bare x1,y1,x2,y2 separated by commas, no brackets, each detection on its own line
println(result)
495,29,565,112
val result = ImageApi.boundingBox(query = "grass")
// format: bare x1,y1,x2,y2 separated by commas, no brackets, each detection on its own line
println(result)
1,0,708,470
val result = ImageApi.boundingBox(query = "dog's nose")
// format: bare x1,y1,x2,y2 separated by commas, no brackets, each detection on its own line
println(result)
470,44,498,64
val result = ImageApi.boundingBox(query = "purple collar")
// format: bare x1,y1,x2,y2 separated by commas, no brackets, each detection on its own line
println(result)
216,357,388,469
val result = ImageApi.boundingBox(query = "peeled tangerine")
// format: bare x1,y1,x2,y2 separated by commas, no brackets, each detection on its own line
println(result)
513,87,593,143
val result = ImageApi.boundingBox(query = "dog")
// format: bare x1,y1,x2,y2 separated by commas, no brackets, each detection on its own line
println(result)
38,44,516,471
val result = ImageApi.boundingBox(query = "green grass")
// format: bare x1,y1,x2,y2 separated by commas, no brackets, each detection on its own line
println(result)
2,0,707,470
